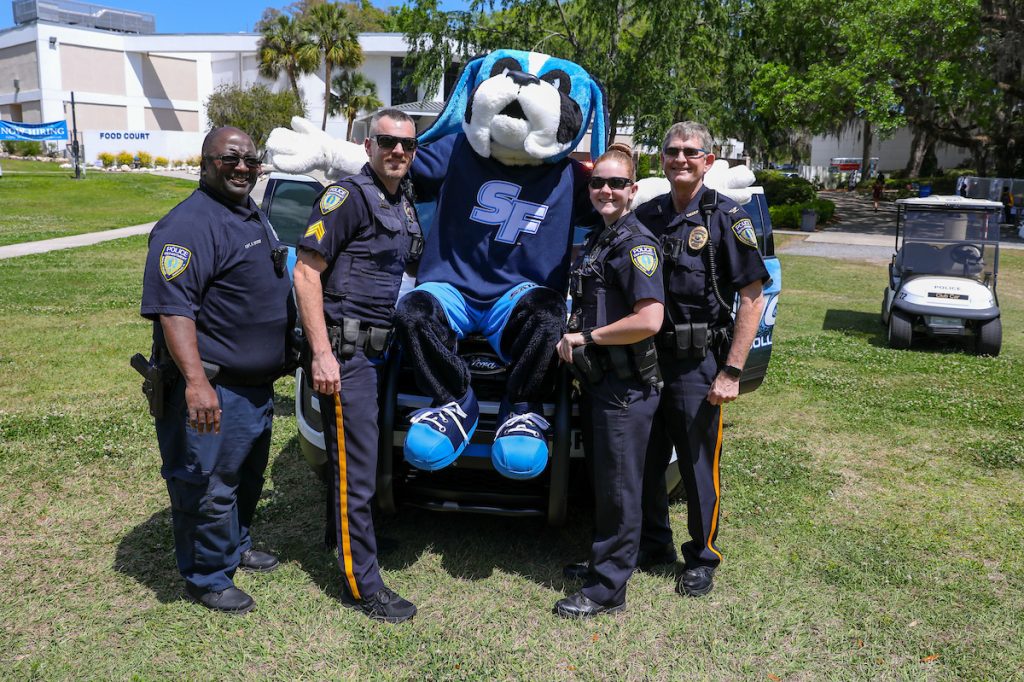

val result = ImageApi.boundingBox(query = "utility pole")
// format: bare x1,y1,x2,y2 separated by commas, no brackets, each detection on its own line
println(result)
70,91,81,179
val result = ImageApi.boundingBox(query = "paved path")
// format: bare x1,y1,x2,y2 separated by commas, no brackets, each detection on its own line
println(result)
775,189,1024,262
0,175,270,260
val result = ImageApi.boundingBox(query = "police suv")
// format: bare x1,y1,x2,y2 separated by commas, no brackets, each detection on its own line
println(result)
262,173,781,526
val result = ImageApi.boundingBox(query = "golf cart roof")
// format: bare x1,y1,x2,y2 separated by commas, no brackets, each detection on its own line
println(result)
895,195,1003,210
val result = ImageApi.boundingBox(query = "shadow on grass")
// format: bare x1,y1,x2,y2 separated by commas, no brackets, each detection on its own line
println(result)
113,503,183,604
822,308,886,342
262,440,596,598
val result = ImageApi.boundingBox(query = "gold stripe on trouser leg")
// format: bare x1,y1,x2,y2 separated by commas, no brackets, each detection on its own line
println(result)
706,406,724,562
334,392,360,600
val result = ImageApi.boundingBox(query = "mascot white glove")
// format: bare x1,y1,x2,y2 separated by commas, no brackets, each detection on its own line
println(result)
633,159,756,208
265,117,367,181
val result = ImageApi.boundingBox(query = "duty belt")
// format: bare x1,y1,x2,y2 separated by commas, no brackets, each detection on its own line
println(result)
202,362,277,387
570,338,662,389
328,318,393,360
656,323,732,361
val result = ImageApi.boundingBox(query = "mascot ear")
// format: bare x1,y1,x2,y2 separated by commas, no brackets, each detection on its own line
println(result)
588,79,609,160
418,56,485,146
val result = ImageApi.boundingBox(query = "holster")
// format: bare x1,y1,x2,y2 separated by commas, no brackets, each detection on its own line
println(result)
570,345,604,384
282,327,308,376
328,319,393,361
130,345,177,418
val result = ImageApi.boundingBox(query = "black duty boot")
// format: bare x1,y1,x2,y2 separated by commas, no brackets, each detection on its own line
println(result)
553,591,625,618
185,583,255,615
676,565,715,597
239,549,280,573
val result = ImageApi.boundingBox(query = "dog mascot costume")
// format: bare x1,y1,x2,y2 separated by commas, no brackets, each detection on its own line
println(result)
267,49,755,482
269,49,607,481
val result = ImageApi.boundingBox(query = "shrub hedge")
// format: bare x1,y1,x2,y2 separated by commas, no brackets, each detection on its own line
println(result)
769,198,836,230
755,170,818,206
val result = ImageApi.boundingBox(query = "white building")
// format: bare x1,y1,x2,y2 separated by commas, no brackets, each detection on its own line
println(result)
0,0,444,163
810,127,971,174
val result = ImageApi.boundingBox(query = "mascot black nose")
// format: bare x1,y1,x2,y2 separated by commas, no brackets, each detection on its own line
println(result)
507,70,540,87
499,99,527,120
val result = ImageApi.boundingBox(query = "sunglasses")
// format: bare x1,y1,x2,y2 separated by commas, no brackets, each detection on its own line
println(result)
373,134,418,151
207,153,263,168
588,176,632,190
663,146,708,159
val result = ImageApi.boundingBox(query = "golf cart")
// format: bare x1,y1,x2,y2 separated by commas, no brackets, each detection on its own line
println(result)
881,196,1002,355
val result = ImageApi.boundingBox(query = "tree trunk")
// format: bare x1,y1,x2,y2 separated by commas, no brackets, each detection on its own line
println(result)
346,116,354,142
905,128,926,178
288,69,300,103
859,119,872,178
321,63,332,131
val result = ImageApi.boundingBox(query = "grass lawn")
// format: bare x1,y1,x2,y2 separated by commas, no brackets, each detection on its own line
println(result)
0,237,1022,680
0,160,195,246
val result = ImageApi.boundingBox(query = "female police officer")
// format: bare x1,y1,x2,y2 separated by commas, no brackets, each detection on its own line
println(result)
553,144,665,618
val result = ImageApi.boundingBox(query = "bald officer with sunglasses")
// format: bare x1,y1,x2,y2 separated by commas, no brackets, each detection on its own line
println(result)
634,121,768,599
292,108,423,623
142,127,293,615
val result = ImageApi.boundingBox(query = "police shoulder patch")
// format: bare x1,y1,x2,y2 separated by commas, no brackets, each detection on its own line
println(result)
319,186,349,214
630,244,659,277
731,218,758,248
159,243,191,281
304,219,325,242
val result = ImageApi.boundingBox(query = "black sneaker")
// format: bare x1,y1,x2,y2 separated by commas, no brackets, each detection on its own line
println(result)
676,566,715,597
342,587,417,624
185,583,255,615
239,549,280,573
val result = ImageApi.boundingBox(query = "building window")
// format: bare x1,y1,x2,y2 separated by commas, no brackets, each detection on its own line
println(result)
390,57,418,106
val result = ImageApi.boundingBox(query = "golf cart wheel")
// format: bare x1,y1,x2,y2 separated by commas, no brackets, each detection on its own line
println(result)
975,318,1002,357
888,310,913,350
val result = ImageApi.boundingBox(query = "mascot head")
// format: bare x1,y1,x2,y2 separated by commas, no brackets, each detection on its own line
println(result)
418,49,607,166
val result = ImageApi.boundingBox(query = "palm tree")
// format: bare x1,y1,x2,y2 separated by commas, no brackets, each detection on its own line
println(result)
299,2,364,131
329,71,384,141
257,14,316,103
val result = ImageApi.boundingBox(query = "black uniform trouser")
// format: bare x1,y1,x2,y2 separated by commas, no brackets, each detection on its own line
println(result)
640,352,724,569
579,373,660,607
156,378,274,592
317,349,385,600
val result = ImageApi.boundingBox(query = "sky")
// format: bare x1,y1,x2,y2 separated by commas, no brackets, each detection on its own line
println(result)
0,0,470,34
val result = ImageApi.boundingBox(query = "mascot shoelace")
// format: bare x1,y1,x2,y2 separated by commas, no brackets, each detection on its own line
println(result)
267,48,754,481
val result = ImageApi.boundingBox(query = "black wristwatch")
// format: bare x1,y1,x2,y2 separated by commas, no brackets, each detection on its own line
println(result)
581,329,595,344
722,364,743,379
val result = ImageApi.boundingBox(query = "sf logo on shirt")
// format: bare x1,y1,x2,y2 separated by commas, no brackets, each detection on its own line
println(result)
470,181,549,244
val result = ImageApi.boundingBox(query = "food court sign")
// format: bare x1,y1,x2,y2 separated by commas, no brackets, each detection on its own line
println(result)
0,120,69,141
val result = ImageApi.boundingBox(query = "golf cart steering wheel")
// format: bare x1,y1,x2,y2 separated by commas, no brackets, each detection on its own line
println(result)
948,242,982,266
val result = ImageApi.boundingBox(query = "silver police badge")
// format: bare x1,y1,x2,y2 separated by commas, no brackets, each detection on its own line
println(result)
732,218,758,248
319,186,349,214
159,243,191,281
688,226,709,251
630,244,659,277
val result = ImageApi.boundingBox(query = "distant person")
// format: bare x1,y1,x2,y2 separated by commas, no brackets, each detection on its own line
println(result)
140,127,292,615
1000,186,1014,224
872,174,885,212
958,180,968,198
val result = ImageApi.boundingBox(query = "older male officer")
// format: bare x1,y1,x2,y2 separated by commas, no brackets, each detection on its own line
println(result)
634,121,768,598
141,127,292,614
292,108,422,623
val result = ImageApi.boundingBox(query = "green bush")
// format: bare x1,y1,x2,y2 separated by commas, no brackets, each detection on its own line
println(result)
97,152,115,168
755,170,817,206
636,154,650,179
154,156,169,168
1,140,44,156
768,198,835,229
137,151,153,167
116,151,134,167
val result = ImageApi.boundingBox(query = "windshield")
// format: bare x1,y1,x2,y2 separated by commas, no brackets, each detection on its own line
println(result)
897,207,1000,284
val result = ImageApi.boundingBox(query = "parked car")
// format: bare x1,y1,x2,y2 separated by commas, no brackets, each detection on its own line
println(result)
261,172,782,525
880,196,1002,355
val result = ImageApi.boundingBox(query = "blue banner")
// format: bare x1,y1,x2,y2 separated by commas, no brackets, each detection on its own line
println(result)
0,120,69,141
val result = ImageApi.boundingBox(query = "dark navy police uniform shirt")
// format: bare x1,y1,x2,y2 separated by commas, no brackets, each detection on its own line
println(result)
141,185,293,377
297,163,420,328
634,186,768,327
411,133,595,305
571,212,664,331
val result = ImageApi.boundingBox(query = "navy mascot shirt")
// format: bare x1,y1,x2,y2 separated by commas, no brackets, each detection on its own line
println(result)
412,133,594,305
141,186,293,377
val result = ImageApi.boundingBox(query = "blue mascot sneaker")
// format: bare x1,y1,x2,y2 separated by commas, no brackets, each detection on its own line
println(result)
404,389,479,471
491,401,550,480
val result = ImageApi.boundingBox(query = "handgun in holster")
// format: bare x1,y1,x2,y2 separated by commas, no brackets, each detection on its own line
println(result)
130,352,172,418
570,345,604,384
